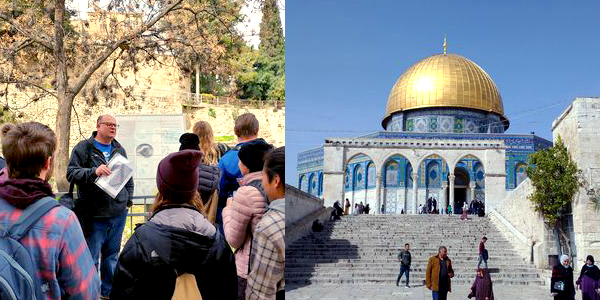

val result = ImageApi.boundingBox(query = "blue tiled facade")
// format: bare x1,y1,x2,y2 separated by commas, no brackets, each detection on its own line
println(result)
385,108,506,134
296,132,552,194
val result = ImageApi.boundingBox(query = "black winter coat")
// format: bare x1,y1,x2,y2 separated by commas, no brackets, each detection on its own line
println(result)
110,217,238,300
66,131,134,217
551,264,576,300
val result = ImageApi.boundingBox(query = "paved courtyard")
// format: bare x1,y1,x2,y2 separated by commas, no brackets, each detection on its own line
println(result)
285,283,566,300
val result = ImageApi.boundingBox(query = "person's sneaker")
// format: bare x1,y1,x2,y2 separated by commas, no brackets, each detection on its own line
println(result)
405,285,409,288
100,296,110,300
396,282,399,287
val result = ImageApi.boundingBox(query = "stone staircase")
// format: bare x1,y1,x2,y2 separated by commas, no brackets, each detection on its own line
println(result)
286,214,545,286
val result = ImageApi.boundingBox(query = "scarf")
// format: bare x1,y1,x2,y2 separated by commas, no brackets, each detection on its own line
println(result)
0,178,54,209
581,264,600,281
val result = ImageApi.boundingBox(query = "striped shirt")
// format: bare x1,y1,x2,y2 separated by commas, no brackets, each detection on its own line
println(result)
0,199,99,299
246,198,285,300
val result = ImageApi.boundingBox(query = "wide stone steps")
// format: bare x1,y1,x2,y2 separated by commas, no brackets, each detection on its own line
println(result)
286,215,544,286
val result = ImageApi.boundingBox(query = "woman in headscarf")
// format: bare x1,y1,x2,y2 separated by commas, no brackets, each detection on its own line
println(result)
461,202,469,220
468,268,494,300
551,254,576,300
576,255,600,300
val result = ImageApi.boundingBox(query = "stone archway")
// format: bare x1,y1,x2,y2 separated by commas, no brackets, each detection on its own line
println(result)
452,167,470,214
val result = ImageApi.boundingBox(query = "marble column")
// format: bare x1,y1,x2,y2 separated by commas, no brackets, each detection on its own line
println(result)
375,173,382,215
441,182,448,215
412,173,418,214
470,182,476,205
448,174,455,214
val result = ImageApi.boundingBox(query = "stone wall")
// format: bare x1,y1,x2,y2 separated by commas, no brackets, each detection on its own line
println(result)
491,178,555,269
286,184,325,228
493,97,600,271
285,184,330,245
3,89,285,157
552,97,600,270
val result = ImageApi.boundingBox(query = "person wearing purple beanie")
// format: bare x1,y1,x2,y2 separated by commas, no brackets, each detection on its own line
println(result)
110,150,237,300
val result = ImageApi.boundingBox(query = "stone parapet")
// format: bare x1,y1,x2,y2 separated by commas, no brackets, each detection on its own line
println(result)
285,184,325,228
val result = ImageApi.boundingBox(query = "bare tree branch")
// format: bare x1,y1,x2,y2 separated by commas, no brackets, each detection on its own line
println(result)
0,13,54,50
70,0,184,96
0,75,58,98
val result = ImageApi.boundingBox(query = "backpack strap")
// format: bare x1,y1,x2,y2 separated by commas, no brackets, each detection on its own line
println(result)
246,179,267,201
246,178,266,275
8,196,59,240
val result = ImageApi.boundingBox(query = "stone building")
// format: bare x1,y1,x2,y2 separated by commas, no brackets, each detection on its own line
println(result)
490,97,600,270
297,52,552,214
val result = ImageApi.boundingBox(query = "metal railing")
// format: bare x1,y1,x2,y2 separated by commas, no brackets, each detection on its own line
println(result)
121,195,155,248
125,88,285,109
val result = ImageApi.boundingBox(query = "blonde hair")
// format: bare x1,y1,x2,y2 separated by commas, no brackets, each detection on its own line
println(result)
151,191,204,216
192,121,218,165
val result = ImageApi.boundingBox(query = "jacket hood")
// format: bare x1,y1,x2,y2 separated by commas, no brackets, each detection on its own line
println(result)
136,221,223,273
238,171,263,186
0,178,54,209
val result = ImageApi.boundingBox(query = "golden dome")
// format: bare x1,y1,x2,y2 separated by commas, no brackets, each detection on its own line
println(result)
383,53,507,127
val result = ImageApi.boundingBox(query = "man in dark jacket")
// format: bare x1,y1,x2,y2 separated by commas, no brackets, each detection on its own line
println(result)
396,243,412,288
66,114,134,299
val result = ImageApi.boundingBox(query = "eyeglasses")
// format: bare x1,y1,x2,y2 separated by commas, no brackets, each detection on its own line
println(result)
100,122,120,128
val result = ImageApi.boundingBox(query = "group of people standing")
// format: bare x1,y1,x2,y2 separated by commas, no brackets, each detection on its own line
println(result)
0,113,284,300
551,254,600,300
394,237,493,300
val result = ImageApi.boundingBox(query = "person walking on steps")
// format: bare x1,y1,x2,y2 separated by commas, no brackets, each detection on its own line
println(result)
396,243,412,288
478,237,488,269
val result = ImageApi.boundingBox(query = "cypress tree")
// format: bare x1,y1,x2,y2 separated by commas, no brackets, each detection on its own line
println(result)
259,0,285,57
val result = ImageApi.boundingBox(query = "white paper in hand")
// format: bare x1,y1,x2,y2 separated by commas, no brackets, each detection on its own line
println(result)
95,153,134,198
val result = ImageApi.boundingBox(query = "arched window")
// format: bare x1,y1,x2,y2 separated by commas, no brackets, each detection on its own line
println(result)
308,173,315,194
515,163,528,187
318,173,324,195
354,164,364,190
367,162,376,188
474,162,485,189
299,175,306,192
344,168,350,190
385,161,399,187
426,161,441,188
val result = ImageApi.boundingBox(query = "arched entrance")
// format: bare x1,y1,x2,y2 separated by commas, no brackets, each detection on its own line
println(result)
451,167,469,214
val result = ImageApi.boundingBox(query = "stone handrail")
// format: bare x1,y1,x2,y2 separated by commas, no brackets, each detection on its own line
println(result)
285,184,324,228
488,209,529,245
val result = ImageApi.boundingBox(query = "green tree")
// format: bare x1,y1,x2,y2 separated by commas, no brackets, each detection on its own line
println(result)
259,0,284,57
526,136,583,257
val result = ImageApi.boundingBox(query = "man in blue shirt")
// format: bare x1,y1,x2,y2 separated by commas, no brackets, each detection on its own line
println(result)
67,114,134,299
217,113,266,230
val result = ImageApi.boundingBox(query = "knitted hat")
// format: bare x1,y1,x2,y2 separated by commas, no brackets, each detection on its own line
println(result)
156,150,203,201
238,139,273,173
179,133,200,151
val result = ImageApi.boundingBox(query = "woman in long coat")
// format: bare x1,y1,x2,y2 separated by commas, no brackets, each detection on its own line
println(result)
468,268,494,300
551,254,576,300
576,255,600,300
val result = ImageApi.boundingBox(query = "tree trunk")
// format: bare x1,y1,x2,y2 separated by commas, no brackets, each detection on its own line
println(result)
555,221,572,259
53,0,71,192
195,63,200,102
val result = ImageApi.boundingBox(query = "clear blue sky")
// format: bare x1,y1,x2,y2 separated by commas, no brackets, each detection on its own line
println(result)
286,0,600,186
